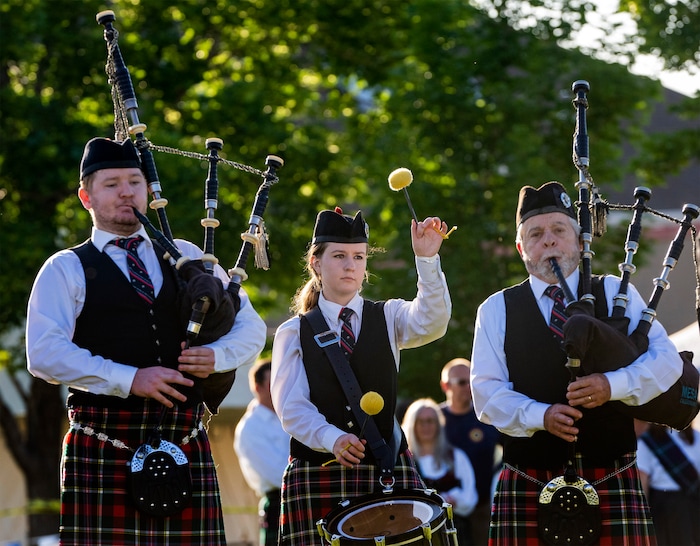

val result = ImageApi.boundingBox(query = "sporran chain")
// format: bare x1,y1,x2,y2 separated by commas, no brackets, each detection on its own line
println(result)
70,420,204,453
504,458,637,488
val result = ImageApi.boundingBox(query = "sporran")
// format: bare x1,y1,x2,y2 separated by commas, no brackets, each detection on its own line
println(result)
127,438,192,517
538,473,601,546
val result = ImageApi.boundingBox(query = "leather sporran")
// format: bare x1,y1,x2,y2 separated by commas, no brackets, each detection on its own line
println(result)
128,439,192,517
538,475,601,546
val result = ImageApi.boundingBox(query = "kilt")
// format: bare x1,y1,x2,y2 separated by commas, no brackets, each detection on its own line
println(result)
59,401,225,546
279,451,425,546
489,453,656,546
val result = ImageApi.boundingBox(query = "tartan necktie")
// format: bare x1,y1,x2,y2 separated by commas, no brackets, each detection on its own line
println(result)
338,307,356,360
545,285,567,340
111,236,155,305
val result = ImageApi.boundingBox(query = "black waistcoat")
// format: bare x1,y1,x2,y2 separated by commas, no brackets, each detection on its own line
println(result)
291,300,408,464
502,276,636,469
68,240,198,409
416,451,460,493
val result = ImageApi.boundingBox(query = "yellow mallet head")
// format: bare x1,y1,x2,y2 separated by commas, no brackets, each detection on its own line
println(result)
388,168,413,191
360,391,385,415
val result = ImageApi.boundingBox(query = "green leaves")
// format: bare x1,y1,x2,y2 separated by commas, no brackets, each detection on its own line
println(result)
1,0,691,398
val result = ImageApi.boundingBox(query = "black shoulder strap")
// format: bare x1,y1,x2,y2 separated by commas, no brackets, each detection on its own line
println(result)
304,306,397,484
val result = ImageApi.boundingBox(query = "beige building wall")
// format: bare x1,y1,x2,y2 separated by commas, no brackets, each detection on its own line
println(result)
0,431,27,545
211,408,261,546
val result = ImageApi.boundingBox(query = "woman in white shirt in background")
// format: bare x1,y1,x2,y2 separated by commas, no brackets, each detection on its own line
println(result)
402,397,478,545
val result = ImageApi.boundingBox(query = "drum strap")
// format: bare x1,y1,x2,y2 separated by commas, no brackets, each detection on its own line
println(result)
306,306,398,484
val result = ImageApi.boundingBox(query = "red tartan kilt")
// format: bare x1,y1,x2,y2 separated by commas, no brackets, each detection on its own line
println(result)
60,401,225,546
490,453,656,546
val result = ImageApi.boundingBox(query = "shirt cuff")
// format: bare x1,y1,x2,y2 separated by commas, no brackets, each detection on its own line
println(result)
321,427,342,454
113,363,139,398
415,254,441,280
212,346,229,372
605,369,629,401
530,402,549,435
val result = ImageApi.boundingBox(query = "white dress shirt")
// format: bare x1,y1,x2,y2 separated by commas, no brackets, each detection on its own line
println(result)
26,226,267,398
471,269,683,438
415,447,479,517
234,399,290,496
270,255,451,454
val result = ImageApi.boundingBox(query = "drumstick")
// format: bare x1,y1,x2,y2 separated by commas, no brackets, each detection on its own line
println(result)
387,168,457,239
322,392,384,466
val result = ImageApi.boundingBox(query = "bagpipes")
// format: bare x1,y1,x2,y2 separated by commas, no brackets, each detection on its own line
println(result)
553,80,700,431
96,10,283,414
535,79,700,546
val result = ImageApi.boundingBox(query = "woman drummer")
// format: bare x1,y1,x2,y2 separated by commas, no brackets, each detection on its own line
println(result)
270,206,452,545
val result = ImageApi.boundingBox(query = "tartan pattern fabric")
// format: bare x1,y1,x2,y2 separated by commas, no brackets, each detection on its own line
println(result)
338,307,355,359
279,451,425,545
111,236,155,305
545,285,567,340
60,401,225,545
489,453,656,546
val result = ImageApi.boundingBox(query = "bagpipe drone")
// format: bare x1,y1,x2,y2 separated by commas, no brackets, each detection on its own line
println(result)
538,80,699,546
94,9,284,518
553,80,699,431
96,10,283,414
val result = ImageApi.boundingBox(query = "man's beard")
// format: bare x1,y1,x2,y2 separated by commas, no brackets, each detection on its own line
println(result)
117,216,140,228
525,253,580,284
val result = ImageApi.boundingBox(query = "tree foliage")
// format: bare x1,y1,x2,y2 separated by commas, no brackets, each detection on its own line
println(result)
619,0,700,73
2,0,688,404
0,0,695,537
467,0,700,183
469,0,700,75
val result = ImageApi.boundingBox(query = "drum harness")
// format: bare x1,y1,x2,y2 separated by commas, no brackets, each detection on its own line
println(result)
306,307,401,490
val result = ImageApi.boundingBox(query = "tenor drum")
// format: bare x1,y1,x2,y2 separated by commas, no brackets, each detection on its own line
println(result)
318,488,457,545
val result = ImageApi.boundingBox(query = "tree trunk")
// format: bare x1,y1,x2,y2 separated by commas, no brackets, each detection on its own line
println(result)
24,380,64,540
